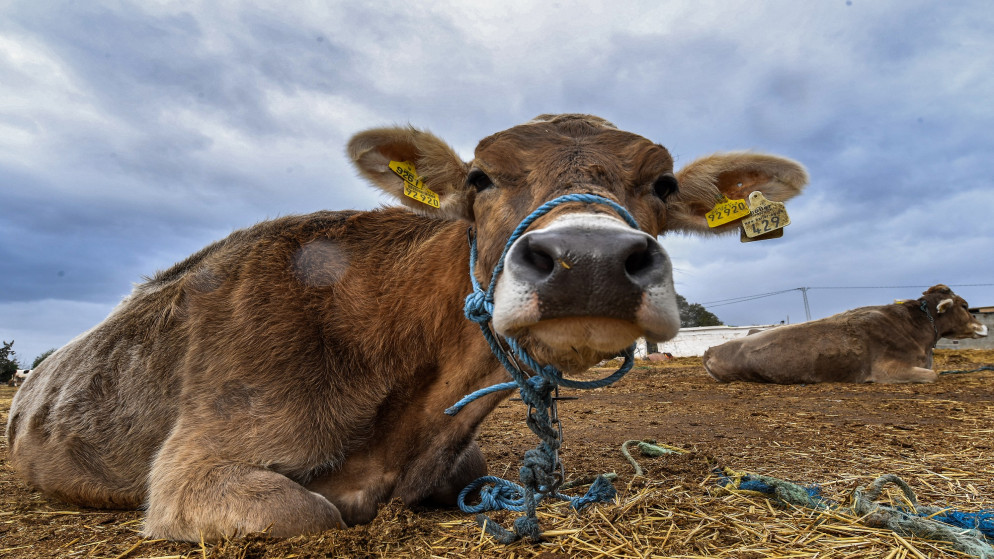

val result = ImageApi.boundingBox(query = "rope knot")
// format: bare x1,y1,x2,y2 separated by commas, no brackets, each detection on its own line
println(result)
568,474,617,509
513,515,543,542
478,480,524,510
464,291,494,324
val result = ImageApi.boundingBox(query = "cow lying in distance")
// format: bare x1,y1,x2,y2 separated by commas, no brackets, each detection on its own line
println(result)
9,369,31,387
7,114,807,542
703,285,988,384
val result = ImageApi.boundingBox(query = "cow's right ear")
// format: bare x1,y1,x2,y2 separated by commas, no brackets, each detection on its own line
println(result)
347,126,473,221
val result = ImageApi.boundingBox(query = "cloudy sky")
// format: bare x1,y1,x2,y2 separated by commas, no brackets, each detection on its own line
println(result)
2,1,992,364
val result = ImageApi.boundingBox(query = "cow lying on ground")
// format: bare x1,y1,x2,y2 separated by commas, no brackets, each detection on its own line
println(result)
9,369,30,387
703,285,988,384
7,114,807,542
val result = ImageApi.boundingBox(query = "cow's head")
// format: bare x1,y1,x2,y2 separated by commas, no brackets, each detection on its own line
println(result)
349,114,807,371
924,284,988,339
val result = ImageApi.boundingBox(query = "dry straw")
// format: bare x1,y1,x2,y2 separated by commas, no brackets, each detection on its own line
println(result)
2,350,993,558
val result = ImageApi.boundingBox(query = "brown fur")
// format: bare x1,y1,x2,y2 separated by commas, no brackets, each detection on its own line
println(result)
703,285,988,384
7,114,806,542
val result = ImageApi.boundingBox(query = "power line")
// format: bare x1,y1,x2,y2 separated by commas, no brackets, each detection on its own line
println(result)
700,283,994,311
702,284,994,304
704,294,793,308
699,288,798,306
807,284,994,290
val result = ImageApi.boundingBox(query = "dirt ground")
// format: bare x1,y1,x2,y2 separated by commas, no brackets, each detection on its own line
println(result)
2,349,993,558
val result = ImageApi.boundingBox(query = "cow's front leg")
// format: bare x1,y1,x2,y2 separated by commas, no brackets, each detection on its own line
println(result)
890,366,939,383
144,435,344,542
422,440,487,507
870,361,938,384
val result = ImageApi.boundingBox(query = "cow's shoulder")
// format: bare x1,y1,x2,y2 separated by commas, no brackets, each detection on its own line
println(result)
830,304,911,329
143,211,356,287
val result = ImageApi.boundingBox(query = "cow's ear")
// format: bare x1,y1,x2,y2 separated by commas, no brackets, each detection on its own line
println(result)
936,298,955,314
664,152,808,235
347,126,472,221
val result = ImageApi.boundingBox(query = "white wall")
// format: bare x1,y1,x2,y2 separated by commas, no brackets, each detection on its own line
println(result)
639,325,780,358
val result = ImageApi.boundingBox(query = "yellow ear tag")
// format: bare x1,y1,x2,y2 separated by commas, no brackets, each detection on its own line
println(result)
388,161,441,209
740,191,790,240
706,195,751,227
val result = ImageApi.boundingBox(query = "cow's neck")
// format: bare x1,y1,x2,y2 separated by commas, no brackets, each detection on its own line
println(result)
298,210,516,521
912,299,941,367
338,209,511,442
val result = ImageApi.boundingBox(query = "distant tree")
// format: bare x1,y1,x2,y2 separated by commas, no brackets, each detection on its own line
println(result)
676,294,724,327
1,340,20,383
32,348,57,369
646,296,724,353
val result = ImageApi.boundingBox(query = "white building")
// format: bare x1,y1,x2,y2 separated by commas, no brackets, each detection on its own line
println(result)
637,325,780,358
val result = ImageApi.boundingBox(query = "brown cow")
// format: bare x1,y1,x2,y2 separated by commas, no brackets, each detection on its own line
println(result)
6,114,807,542
703,285,988,384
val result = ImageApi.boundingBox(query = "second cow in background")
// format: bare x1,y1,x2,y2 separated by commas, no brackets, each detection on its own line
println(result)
703,285,988,384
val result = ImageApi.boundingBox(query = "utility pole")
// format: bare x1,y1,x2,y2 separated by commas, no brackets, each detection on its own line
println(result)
799,287,811,321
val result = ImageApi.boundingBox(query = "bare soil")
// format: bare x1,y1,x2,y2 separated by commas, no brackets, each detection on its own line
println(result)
2,349,993,558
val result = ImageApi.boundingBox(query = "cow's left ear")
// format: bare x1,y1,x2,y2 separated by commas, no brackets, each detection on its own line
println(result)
936,298,955,314
663,152,808,234
347,126,473,221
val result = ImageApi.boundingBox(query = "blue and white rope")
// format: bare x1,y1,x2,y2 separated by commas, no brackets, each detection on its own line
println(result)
447,193,640,543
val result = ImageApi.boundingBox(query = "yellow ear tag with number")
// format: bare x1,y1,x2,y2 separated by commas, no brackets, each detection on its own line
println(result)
740,191,790,241
706,195,751,227
388,161,441,209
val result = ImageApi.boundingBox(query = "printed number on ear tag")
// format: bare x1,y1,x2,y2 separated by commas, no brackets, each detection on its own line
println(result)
740,191,790,240
740,226,784,243
388,161,441,209
706,195,751,227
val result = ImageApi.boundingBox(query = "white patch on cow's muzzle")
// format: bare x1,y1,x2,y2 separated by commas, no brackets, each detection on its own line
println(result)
491,212,681,352
636,281,682,342
975,323,989,337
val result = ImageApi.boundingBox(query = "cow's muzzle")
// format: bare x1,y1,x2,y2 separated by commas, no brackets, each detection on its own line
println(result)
506,223,667,320
492,213,679,345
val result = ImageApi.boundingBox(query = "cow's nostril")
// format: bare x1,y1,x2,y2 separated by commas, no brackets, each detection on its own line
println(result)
508,237,558,282
524,244,555,276
624,244,654,277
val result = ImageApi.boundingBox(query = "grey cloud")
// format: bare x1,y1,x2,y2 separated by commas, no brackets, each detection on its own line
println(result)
1,0,992,359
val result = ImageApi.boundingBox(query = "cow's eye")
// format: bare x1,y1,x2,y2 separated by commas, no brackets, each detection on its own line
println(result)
652,173,679,201
467,169,495,191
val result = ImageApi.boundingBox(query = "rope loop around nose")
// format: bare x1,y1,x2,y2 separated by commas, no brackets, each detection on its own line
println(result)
473,193,641,306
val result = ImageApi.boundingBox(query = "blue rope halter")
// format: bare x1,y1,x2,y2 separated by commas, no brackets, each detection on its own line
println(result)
448,193,641,543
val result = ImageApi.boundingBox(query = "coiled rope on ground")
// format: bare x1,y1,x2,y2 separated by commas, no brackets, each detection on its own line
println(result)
624,439,994,558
